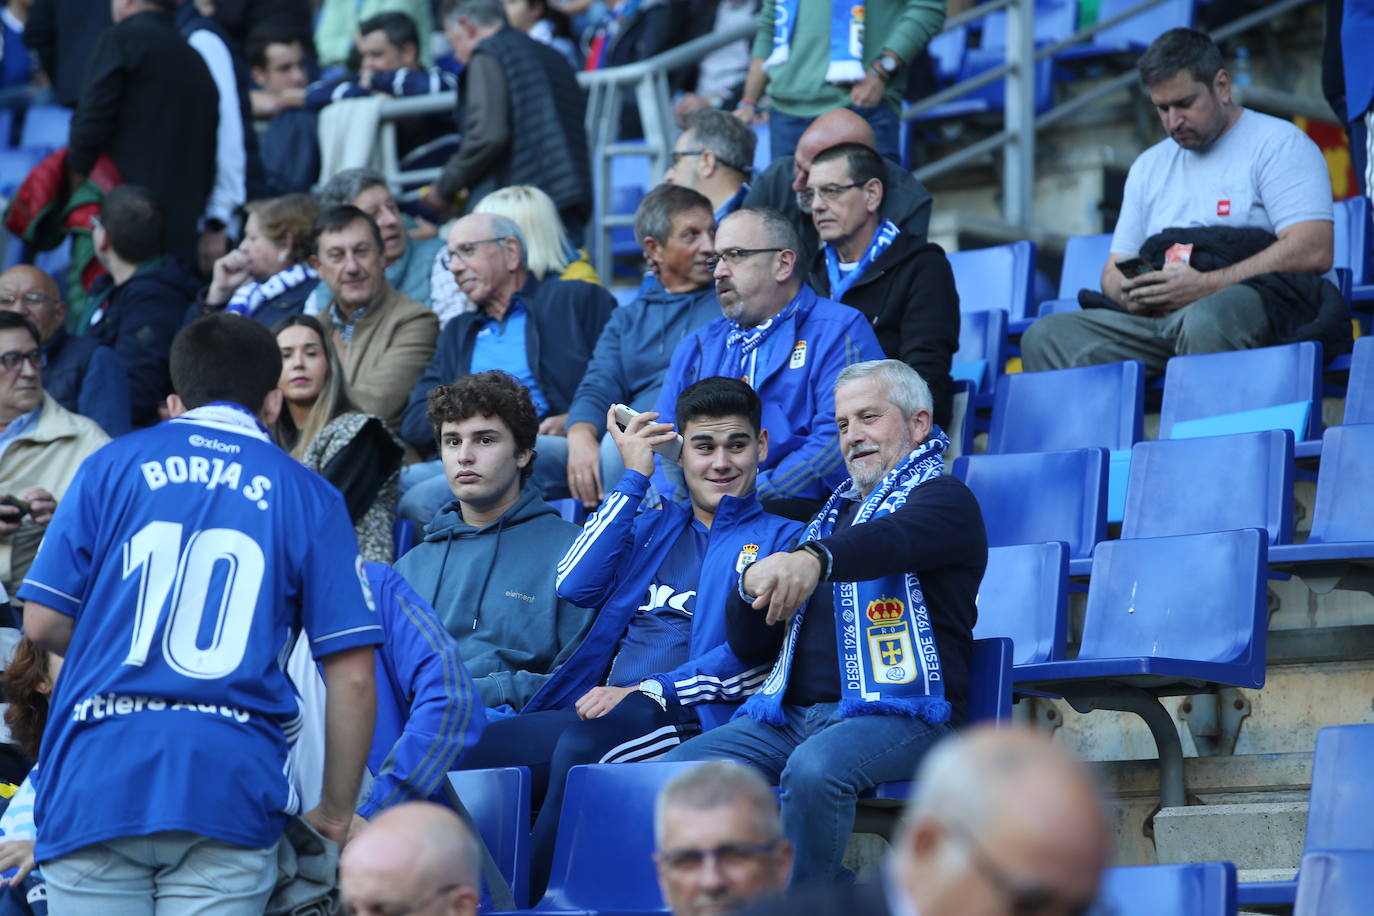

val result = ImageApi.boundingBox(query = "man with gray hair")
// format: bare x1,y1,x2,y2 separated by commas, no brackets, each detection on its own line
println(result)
399,211,615,523
315,167,465,324
341,801,482,916
423,0,590,243
650,206,885,517
553,184,720,506
665,358,986,885
742,726,1110,915
655,762,793,916
665,109,758,221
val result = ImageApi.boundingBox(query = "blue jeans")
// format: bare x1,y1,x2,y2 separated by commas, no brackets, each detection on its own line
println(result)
663,703,951,885
397,459,452,527
769,102,902,165
529,433,626,502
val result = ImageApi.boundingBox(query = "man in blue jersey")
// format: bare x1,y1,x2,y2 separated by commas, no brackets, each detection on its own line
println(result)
456,377,805,897
21,313,382,913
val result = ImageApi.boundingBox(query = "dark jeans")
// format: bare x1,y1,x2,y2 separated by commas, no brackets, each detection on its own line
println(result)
769,102,902,164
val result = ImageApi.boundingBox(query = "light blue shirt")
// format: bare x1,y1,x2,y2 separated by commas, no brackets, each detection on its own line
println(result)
0,404,40,462
471,302,550,415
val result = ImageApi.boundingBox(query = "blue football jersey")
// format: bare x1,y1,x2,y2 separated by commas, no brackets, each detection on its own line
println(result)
18,405,382,860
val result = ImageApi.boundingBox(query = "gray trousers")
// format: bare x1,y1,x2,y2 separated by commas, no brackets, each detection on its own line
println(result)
1020,284,1270,374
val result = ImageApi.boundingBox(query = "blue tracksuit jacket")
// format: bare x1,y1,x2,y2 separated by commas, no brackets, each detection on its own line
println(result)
527,470,805,730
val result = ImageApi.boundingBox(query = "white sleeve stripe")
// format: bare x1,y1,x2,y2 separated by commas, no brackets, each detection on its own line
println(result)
673,664,772,691
311,624,383,645
555,490,630,585
20,579,81,605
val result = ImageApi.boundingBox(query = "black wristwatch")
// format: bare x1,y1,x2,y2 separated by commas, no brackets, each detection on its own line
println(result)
793,541,832,581
870,53,900,82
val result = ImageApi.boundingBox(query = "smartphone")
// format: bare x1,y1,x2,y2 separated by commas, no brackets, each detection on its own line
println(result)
0,495,29,522
1114,256,1153,278
613,404,684,462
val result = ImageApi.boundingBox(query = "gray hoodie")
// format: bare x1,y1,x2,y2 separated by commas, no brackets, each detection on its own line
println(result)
394,486,593,710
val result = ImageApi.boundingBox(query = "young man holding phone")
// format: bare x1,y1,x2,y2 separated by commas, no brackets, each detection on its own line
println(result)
455,377,805,899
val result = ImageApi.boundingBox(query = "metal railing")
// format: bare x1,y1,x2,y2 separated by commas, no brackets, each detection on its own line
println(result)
375,0,1326,276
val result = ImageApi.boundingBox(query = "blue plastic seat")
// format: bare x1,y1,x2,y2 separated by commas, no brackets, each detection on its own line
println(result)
1293,851,1374,916
926,25,968,84
549,498,588,525
1015,528,1268,808
0,108,13,147
1344,336,1374,424
974,543,1068,666
1239,725,1374,906
1333,195,1371,309
1158,342,1323,454
953,448,1107,565
1120,430,1294,545
18,103,71,151
509,761,698,915
947,241,1037,328
952,308,1007,392
0,146,45,199
988,360,1143,454
446,767,533,909
393,518,416,559
1036,232,1112,317
1058,0,1194,59
1096,862,1236,915
980,0,1079,49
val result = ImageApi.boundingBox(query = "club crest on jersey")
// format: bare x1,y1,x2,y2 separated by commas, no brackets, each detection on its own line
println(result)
736,543,760,573
790,340,808,369
865,597,917,685
355,555,376,612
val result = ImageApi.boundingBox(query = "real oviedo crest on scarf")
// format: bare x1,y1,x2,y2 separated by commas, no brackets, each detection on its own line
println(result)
865,595,941,687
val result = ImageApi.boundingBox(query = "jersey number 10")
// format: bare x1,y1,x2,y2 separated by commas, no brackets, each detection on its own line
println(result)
122,520,266,679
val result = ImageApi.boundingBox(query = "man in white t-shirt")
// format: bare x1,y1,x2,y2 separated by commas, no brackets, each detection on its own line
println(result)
1021,28,1335,373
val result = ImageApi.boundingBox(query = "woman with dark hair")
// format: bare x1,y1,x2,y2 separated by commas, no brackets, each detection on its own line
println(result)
274,314,403,561
0,637,61,890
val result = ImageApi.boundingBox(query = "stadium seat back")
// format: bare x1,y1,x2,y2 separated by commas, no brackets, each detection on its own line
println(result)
968,636,1015,722
981,0,1078,49
0,147,44,199
1096,862,1236,916
1294,850,1374,916
446,767,532,909
1305,724,1374,851
989,360,1143,453
974,543,1068,666
954,448,1108,559
1121,431,1294,545
1093,0,1195,49
1058,233,1113,298
1158,342,1322,442
1080,529,1266,673
948,241,1036,321
1333,196,1370,288
927,25,968,84
18,104,71,152
1308,425,1374,544
1343,337,1374,425
540,761,699,913
953,308,1007,391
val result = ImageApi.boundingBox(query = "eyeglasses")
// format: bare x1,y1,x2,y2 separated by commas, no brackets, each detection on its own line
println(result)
955,828,1106,916
443,237,507,269
657,840,780,873
0,292,58,309
340,883,461,916
704,247,785,271
670,149,751,174
797,182,865,208
0,349,44,374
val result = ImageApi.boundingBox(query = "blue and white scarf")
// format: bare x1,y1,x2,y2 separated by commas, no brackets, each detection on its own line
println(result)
225,263,318,318
826,219,899,300
765,0,866,85
741,429,952,724
719,297,800,386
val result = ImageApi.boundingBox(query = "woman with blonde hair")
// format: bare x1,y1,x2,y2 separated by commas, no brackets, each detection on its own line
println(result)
193,193,321,326
273,314,403,561
474,185,600,283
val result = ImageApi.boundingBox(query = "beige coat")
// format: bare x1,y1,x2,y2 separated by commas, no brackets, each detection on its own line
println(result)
327,284,439,431
0,393,111,593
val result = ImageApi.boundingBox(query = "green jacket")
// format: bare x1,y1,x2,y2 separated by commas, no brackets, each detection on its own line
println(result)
752,0,945,117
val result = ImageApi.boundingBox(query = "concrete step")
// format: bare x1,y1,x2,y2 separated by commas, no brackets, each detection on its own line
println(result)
1154,802,1307,871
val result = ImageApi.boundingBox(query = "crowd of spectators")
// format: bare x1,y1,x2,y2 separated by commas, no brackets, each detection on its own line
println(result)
0,0,1350,910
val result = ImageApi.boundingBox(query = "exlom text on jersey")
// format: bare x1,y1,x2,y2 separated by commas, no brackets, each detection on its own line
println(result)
71,693,251,724
139,455,273,509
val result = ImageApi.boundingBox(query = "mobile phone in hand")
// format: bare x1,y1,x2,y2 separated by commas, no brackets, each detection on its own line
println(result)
1114,256,1153,278
0,495,30,522
612,404,683,462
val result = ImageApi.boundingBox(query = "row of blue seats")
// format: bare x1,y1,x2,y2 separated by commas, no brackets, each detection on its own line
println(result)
0,103,70,157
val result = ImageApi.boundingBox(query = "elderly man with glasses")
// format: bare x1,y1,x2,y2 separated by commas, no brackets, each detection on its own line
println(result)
398,212,615,524
0,266,130,437
650,206,884,520
0,311,109,599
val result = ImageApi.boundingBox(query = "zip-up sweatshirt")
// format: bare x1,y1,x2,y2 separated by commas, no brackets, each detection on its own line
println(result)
525,470,805,730
393,487,595,711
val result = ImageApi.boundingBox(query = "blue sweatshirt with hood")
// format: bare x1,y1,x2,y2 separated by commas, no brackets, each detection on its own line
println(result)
393,486,595,711
565,278,721,431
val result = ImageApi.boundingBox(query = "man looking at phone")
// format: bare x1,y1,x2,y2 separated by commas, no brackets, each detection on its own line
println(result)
454,378,804,900
0,312,109,600
1021,28,1337,373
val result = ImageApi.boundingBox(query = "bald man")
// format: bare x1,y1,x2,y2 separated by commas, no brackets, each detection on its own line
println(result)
742,109,933,267
743,727,1111,916
341,802,482,916
0,267,130,437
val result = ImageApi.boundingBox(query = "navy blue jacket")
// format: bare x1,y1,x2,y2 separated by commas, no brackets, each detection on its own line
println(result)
183,278,318,330
42,329,131,437
400,274,615,452
86,257,201,428
532,470,804,729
